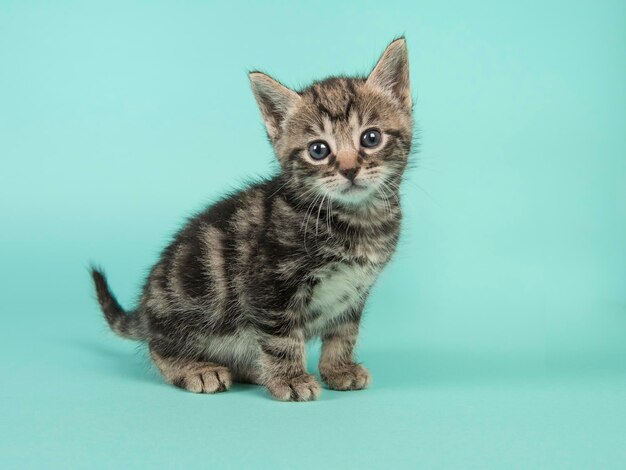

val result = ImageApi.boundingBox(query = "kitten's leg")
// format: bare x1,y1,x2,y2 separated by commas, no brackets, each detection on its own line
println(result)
319,320,371,391
258,330,321,401
150,348,232,394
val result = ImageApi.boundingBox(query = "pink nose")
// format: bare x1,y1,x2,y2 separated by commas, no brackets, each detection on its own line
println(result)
336,149,359,182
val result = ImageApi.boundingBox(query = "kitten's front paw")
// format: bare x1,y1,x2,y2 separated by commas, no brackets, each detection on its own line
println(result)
266,374,321,402
321,364,371,391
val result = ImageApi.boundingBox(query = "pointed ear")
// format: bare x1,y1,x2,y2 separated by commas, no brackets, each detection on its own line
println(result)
366,38,411,109
249,72,301,141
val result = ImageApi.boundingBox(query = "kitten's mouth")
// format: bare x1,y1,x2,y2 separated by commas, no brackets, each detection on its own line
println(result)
341,183,367,193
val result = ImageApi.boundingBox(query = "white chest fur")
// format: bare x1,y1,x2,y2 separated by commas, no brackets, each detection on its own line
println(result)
306,262,378,333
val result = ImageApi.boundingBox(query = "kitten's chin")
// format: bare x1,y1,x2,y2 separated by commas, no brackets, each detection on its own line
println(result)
330,183,377,206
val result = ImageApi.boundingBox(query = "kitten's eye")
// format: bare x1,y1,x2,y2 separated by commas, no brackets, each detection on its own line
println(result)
308,141,331,160
360,129,381,148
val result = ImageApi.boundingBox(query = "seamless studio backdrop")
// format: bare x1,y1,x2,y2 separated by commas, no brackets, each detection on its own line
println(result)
1,1,625,469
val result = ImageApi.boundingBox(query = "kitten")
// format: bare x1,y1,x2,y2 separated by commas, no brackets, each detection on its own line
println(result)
91,38,413,401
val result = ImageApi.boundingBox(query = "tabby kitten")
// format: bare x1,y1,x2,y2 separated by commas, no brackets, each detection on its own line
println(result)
92,38,413,401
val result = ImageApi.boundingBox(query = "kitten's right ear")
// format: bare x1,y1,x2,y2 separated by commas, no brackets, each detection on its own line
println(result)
249,72,301,141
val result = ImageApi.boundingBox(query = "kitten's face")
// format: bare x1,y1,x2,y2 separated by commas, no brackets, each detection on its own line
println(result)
278,78,412,206
250,38,413,207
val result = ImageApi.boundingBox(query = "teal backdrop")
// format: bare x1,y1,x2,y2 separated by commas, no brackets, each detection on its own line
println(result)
1,1,625,468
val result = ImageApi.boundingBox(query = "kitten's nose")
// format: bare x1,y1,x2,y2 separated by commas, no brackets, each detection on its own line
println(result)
340,167,360,182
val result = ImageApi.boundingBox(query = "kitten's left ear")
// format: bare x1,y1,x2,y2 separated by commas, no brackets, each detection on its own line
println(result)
367,38,412,109
249,72,301,141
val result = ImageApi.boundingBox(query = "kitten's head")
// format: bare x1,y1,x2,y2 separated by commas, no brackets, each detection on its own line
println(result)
249,38,413,207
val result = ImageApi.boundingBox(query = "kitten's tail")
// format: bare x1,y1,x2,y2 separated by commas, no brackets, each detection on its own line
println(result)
90,267,144,340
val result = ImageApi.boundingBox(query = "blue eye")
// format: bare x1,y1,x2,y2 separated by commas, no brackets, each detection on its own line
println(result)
308,141,330,160
360,129,381,148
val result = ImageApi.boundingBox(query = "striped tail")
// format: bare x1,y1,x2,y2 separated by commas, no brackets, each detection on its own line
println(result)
90,267,144,340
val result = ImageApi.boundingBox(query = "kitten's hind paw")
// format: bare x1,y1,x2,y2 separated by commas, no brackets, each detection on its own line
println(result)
266,374,321,402
173,365,232,394
320,364,370,391
150,349,233,394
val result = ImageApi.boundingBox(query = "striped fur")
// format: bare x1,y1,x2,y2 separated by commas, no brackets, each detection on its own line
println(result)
91,38,414,401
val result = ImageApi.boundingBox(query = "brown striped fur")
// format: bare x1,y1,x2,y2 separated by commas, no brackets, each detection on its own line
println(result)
91,38,414,401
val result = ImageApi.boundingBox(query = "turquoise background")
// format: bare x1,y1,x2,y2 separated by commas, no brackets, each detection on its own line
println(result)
1,1,625,468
